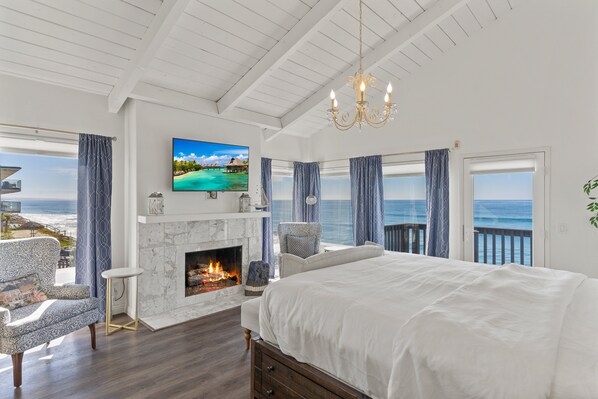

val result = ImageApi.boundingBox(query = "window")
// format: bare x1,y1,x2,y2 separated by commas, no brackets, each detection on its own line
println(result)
0,142,78,284
383,162,426,254
463,152,546,267
320,175,352,245
271,165,293,256
473,173,533,265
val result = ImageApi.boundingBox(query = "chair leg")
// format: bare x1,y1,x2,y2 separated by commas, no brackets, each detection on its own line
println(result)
89,323,97,350
243,328,251,351
12,352,23,387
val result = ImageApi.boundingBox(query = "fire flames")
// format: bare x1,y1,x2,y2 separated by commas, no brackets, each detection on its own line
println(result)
206,260,238,283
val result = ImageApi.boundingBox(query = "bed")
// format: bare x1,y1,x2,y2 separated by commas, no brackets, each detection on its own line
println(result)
258,251,598,399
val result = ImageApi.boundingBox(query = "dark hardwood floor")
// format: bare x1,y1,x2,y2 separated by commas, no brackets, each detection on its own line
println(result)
0,307,250,399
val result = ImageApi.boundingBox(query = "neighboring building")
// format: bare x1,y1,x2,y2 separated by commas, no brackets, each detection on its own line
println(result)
0,166,21,214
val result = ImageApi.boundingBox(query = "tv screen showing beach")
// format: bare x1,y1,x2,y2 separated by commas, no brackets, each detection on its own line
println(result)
172,138,249,192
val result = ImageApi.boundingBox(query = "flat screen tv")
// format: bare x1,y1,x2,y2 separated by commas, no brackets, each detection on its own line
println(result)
172,138,249,192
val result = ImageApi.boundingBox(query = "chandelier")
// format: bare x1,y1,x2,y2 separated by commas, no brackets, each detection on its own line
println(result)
327,0,397,131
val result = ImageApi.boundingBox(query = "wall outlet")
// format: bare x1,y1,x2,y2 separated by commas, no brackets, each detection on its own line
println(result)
558,223,567,233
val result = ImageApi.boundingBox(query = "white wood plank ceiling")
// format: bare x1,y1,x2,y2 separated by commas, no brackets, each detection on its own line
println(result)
0,0,518,139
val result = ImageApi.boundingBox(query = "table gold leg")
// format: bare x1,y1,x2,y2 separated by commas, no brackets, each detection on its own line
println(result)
105,278,111,336
134,275,139,331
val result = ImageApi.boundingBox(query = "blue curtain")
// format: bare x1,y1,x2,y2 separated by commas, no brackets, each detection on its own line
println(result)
76,134,112,321
350,155,385,246
292,162,321,223
425,149,450,258
261,158,275,278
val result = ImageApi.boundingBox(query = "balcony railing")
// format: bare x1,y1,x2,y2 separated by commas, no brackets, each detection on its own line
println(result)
384,224,533,266
474,226,532,266
0,200,21,213
0,179,21,194
384,223,426,254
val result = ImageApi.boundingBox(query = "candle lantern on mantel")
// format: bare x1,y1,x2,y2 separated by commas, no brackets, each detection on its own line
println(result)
239,193,251,213
148,192,164,215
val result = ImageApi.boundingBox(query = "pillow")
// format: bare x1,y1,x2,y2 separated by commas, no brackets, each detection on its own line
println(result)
280,245,385,278
0,274,48,310
286,235,318,259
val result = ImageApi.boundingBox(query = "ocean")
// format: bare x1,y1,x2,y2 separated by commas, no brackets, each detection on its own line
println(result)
17,199,77,237
10,198,533,264
272,199,533,264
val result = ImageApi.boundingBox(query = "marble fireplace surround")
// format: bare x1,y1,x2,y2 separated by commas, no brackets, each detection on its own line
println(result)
136,212,268,330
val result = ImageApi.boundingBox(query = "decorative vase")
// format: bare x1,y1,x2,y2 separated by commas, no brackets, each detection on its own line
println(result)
239,193,251,213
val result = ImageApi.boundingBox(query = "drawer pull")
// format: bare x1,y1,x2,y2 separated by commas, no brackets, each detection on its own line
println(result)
266,365,275,372
266,389,274,396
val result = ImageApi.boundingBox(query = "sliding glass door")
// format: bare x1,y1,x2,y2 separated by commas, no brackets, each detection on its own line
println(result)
463,152,546,267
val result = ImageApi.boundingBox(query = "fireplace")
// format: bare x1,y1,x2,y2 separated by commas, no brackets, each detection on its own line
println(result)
185,246,242,297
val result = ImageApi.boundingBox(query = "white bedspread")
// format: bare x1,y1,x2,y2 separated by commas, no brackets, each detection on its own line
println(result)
388,264,585,399
259,252,597,399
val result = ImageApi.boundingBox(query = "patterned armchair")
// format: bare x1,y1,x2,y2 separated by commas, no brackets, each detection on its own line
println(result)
277,223,322,277
0,237,100,387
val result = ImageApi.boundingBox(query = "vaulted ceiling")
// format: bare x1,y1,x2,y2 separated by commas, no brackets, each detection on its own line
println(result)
0,0,518,140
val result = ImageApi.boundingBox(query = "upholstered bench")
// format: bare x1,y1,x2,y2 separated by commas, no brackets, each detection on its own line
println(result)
241,297,261,350
241,245,385,350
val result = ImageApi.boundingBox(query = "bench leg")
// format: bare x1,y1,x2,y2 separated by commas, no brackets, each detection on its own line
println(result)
12,352,23,387
244,328,251,351
89,323,97,350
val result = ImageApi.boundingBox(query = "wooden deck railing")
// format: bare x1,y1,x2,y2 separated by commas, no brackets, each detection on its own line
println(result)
474,226,532,266
384,224,533,266
384,223,426,254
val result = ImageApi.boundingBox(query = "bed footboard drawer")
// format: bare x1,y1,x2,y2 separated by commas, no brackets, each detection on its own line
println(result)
251,339,370,399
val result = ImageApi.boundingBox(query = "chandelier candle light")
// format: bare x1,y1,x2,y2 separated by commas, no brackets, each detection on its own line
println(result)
327,0,398,131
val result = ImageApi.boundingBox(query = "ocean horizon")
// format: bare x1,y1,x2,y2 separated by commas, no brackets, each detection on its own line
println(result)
6,198,533,265
272,199,533,264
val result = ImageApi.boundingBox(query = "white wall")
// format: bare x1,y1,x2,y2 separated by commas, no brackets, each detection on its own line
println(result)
0,74,127,307
130,100,263,216
262,133,309,163
307,0,598,277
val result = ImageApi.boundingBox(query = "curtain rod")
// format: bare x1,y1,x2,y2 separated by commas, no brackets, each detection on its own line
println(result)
311,147,452,164
0,123,117,141
267,147,451,165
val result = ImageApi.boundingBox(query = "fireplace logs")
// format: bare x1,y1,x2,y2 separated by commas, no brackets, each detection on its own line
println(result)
185,246,242,296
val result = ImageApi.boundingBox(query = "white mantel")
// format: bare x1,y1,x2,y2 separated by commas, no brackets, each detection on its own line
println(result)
138,211,271,224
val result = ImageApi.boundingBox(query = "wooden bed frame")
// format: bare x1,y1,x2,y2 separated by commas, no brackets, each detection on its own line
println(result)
251,338,371,399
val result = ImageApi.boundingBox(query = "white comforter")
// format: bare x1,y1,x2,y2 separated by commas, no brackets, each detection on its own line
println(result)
259,252,598,399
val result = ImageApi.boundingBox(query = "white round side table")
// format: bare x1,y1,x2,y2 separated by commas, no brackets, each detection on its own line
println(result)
101,268,143,336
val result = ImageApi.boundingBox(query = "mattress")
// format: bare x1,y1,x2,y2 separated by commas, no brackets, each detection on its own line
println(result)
259,252,598,399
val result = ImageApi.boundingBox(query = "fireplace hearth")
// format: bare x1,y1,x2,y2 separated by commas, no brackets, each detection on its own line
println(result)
185,246,242,297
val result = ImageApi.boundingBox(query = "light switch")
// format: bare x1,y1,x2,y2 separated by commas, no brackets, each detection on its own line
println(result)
558,223,567,233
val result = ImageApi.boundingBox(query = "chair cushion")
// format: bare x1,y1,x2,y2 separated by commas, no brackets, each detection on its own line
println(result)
0,274,48,310
286,235,317,259
0,297,100,338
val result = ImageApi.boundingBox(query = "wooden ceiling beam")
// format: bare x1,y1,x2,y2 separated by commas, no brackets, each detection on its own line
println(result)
216,0,347,114
130,82,282,130
108,0,192,113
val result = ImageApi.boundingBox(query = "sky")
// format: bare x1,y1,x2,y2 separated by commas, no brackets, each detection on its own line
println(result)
173,139,248,165
1,150,532,203
273,172,532,201
1,152,78,200
474,172,532,200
